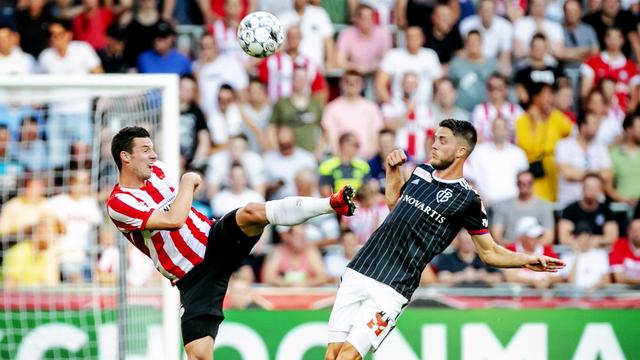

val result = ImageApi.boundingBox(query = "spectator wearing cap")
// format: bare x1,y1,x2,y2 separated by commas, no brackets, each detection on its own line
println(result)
609,113,640,204
278,0,335,69
555,112,613,207
97,25,128,73
559,221,610,290
559,173,619,248
137,21,191,75
504,216,563,289
609,219,640,286
322,70,384,160
0,24,36,75
459,0,513,76
515,82,572,202
492,170,555,246
465,117,529,207
431,230,502,287
72,0,114,50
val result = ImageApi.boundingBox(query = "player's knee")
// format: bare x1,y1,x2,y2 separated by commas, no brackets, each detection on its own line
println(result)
185,345,213,360
238,203,267,226
325,345,340,360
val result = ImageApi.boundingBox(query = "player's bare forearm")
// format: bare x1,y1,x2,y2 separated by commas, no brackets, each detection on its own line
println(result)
385,149,408,210
471,233,565,271
146,173,201,230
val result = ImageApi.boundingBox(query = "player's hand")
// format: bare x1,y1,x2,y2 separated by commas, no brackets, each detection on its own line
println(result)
524,255,565,272
181,172,202,190
386,149,407,170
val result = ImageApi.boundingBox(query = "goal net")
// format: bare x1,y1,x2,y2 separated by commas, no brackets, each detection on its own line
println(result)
0,75,180,360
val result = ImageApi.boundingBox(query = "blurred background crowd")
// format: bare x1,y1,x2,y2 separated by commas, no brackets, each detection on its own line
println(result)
1,0,640,300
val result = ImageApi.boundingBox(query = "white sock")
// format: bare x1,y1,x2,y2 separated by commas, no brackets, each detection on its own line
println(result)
265,196,333,226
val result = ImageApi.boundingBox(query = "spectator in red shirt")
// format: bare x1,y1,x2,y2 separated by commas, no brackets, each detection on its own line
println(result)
581,27,640,113
72,0,114,50
504,216,563,289
609,218,640,286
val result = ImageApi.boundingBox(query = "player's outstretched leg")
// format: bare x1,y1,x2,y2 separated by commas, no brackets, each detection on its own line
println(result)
236,185,356,237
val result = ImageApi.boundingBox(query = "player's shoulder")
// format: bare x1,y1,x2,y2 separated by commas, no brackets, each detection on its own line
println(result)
150,161,167,179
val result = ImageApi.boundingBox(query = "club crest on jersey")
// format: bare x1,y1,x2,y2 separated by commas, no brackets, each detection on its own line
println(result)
436,188,453,203
367,311,390,337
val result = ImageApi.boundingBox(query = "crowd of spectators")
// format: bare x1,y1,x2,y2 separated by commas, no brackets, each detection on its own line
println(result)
2,0,640,295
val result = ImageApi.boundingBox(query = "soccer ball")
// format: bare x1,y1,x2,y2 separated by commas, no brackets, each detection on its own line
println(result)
237,11,285,58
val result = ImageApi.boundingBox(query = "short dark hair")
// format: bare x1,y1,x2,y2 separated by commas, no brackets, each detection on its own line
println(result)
338,132,357,145
467,29,482,39
531,32,547,45
48,18,73,33
111,126,150,170
438,119,478,155
583,172,603,184
623,112,640,130
379,127,395,137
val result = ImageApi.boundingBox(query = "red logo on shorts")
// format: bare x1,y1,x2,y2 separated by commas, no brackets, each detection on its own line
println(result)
367,311,389,337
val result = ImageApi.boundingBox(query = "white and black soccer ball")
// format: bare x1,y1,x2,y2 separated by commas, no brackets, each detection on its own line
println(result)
237,11,285,58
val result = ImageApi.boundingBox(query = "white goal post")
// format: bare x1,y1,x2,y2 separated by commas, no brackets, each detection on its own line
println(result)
0,74,181,360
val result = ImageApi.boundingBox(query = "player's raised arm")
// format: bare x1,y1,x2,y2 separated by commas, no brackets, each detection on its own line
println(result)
146,172,201,230
384,149,408,211
470,232,565,271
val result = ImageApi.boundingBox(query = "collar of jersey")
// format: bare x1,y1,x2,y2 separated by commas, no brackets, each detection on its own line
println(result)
432,172,464,184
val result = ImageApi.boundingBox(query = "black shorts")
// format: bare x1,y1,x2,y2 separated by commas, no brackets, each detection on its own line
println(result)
176,208,261,345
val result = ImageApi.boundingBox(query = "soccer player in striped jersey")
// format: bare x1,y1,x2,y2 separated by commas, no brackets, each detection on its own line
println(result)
106,126,356,360
325,119,565,360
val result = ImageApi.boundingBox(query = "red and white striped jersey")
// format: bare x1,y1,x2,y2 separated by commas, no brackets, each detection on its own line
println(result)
581,52,640,112
207,20,250,64
256,52,326,102
382,99,436,163
107,161,213,281
471,101,522,143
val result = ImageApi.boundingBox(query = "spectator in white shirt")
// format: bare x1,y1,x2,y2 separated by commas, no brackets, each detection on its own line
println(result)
466,117,529,206
208,84,244,148
48,170,102,282
211,163,265,217
206,134,266,197
375,26,443,105
195,33,249,117
0,25,36,75
556,112,613,206
38,19,103,168
278,0,335,69
559,221,610,290
472,72,523,143
513,0,565,60
263,126,317,200
459,0,513,76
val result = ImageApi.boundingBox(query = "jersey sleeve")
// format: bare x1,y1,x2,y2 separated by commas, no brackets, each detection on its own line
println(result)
462,194,489,235
107,194,154,231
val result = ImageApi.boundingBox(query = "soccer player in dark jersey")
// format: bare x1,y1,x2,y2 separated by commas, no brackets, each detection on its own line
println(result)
325,119,565,360
106,127,356,360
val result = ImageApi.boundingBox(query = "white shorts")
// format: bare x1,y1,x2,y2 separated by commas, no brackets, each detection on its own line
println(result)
327,268,409,357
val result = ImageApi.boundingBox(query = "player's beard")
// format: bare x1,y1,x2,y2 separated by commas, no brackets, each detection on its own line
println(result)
431,154,455,170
